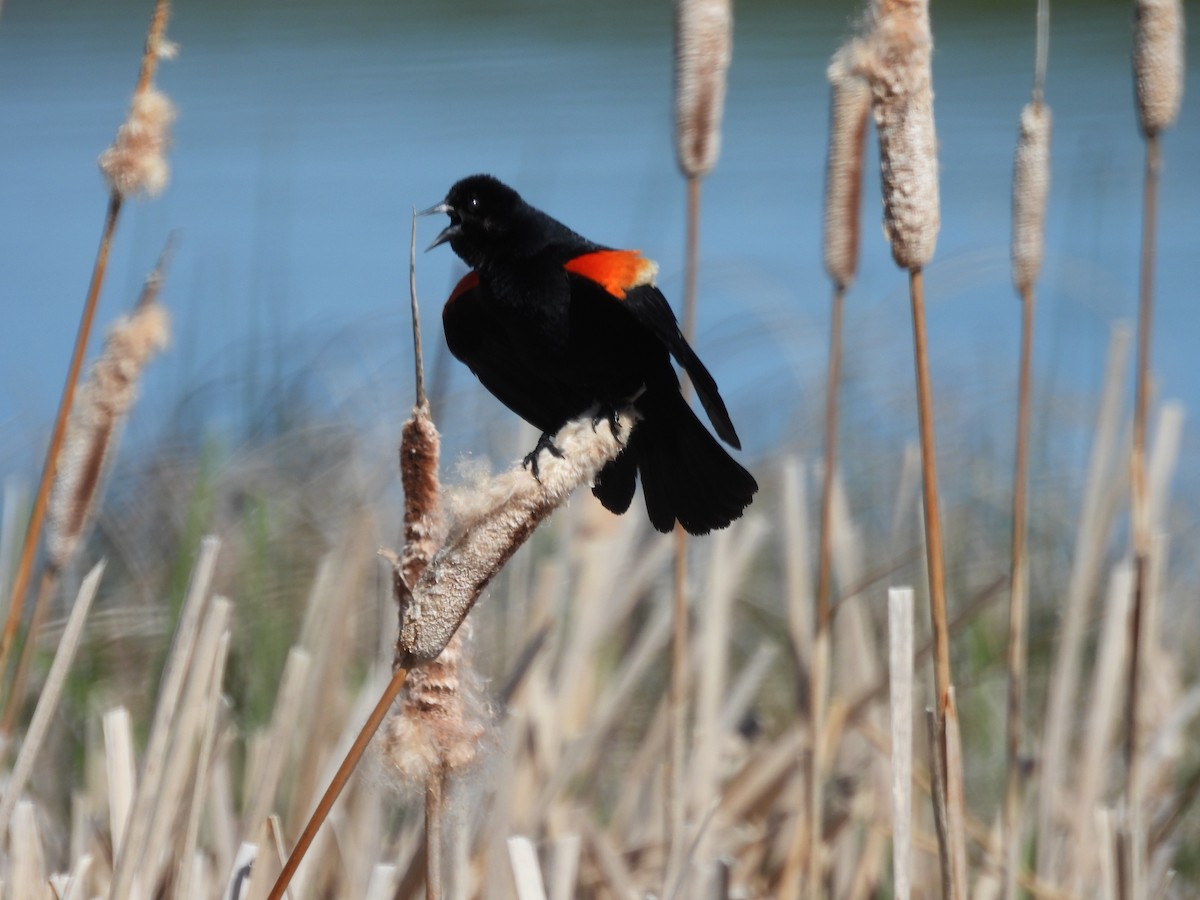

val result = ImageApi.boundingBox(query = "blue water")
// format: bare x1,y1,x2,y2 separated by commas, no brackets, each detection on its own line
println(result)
0,0,1197,475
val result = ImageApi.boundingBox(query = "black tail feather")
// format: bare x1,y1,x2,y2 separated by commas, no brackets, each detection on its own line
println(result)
589,389,756,535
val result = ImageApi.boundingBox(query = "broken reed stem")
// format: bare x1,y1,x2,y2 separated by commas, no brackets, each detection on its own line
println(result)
1124,129,1162,900
0,193,122,693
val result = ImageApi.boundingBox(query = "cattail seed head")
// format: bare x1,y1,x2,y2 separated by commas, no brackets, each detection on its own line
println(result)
47,296,170,570
1133,0,1185,137
397,410,635,666
853,0,940,270
1012,102,1052,294
824,48,872,289
383,624,490,784
99,88,176,199
674,0,733,179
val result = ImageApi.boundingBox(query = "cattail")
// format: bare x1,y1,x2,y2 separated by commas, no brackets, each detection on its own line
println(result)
1133,0,1185,137
99,88,176,198
397,410,635,666
824,47,872,289
393,407,444,623
853,0,940,270
46,271,170,571
382,623,488,783
1011,102,1052,294
674,0,732,178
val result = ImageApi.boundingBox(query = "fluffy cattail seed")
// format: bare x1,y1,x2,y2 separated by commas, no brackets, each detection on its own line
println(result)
47,280,170,570
674,0,733,178
854,0,941,270
824,48,872,289
397,410,635,665
1133,0,1185,137
383,623,489,784
1011,102,1052,294
98,88,176,199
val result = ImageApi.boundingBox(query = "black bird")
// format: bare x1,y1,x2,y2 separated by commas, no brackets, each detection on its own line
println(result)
424,174,756,535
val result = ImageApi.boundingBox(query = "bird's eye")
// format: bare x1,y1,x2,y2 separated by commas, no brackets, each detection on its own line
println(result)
467,195,481,211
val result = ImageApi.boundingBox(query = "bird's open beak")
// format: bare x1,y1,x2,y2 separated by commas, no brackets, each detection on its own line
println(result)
418,202,459,251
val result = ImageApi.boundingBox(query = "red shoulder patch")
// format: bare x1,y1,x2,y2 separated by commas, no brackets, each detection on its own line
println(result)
564,250,658,300
448,271,480,304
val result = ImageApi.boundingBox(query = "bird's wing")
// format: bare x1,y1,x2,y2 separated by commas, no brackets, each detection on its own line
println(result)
442,272,571,433
562,250,741,449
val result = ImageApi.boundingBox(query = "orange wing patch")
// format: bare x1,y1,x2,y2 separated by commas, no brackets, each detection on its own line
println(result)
448,270,480,304
564,250,659,300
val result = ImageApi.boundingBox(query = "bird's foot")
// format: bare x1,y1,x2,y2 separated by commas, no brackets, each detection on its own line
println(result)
522,431,565,482
591,404,625,446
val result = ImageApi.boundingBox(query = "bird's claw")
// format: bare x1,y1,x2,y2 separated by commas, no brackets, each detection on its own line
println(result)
523,432,565,482
591,405,625,446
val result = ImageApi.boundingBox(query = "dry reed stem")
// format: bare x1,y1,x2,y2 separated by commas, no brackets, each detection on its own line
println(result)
925,708,953,900
1125,54,1170,887
888,587,914,900
109,535,219,899
674,0,732,178
10,800,47,892
1133,0,1185,137
0,561,104,836
1036,324,1130,882
1002,281,1035,900
943,688,968,899
0,0,173,699
824,49,871,289
397,410,635,666
508,835,550,900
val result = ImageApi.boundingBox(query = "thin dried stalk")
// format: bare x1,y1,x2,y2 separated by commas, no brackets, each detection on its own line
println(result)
888,588,914,900
1036,325,1131,882
674,0,732,179
109,535,219,899
0,561,104,836
508,835,549,900
1133,0,1185,138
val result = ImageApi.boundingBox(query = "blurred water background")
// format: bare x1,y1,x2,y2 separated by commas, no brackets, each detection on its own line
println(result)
0,0,1196,481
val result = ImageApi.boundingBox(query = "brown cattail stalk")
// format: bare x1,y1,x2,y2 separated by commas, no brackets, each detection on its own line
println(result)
0,0,175,694
671,1,731,885
1126,2,1182,893
1003,98,1050,900
853,0,961,889
814,48,869,895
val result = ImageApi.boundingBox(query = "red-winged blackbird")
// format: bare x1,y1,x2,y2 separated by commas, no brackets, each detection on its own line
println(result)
423,174,757,535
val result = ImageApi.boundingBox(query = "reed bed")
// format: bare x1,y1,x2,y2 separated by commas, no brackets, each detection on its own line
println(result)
1,0,1195,897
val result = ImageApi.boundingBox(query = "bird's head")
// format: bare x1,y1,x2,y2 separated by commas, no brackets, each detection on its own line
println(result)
422,174,526,269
